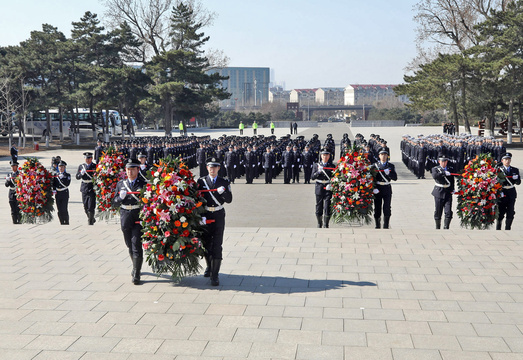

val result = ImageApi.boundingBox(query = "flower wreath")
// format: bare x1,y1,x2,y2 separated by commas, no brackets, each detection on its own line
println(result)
15,157,55,224
330,147,377,224
140,156,207,280
457,153,503,229
93,147,127,220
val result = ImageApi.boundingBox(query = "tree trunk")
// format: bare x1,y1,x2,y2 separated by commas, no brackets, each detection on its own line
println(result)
519,100,522,143
164,99,172,136
59,106,64,142
508,98,514,144
450,82,459,132
460,67,470,134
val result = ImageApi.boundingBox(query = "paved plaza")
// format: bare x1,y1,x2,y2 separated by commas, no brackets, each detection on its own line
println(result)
2,124,523,360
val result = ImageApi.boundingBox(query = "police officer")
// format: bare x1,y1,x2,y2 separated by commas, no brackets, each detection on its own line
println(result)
282,145,294,184
76,152,97,225
244,144,256,184
137,152,150,182
372,148,397,229
197,157,233,286
431,153,455,229
112,158,147,285
263,146,275,184
496,153,521,230
302,144,314,184
94,139,104,164
5,160,21,224
311,148,335,228
53,160,71,225
224,145,237,184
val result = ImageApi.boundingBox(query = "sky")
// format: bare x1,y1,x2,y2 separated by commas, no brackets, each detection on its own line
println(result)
0,0,419,90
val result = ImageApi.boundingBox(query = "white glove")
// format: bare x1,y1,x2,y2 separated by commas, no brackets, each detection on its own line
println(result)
234,165,236,168
59,173,64,179
272,165,275,168
325,184,332,191
140,164,146,170
445,171,451,176
199,217,207,225
292,165,294,168
217,186,225,194
373,189,379,194
513,174,519,180
119,190,127,199
80,168,86,175
6,175,11,181
253,165,256,168
317,165,323,171
384,169,390,175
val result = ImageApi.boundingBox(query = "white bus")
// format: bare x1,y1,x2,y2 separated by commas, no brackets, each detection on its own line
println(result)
27,110,71,138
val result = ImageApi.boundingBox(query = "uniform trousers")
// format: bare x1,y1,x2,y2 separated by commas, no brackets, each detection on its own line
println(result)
82,191,96,213
374,188,392,219
202,209,226,260
264,168,273,183
283,167,292,184
55,191,69,224
433,195,453,220
315,189,332,217
120,209,143,258
498,195,516,221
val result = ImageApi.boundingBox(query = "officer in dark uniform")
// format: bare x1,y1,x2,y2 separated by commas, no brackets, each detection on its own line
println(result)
431,153,455,229
76,152,97,225
302,144,314,184
94,140,104,164
53,160,71,225
263,146,275,184
311,148,335,228
244,144,256,184
224,145,237,184
197,157,233,286
137,152,150,182
496,153,521,230
282,145,294,184
292,144,301,183
372,148,398,229
112,158,147,285
5,160,21,224
196,142,208,177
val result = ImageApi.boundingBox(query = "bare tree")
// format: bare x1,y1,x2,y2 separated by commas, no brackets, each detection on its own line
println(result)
102,0,225,67
410,0,510,134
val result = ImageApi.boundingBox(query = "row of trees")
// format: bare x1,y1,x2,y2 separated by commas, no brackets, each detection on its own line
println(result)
0,0,230,146
396,0,523,142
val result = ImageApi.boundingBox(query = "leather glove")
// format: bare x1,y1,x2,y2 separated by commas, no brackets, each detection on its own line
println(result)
373,189,379,194
80,168,86,175
119,190,127,199
513,174,519,180
217,186,225,194
384,169,390,175
325,184,332,191
445,171,451,176
199,217,207,225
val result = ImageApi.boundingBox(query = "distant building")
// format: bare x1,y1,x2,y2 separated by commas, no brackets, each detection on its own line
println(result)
268,87,291,104
344,84,407,105
290,89,318,106
208,67,270,108
315,87,345,105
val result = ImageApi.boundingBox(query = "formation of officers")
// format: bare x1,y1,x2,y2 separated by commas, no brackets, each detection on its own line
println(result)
401,133,507,179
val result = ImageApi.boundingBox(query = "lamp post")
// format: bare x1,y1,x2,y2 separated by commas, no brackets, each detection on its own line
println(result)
254,79,257,107
258,90,263,107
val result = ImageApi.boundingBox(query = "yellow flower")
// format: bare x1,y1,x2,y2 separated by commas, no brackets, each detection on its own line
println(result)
182,222,188,228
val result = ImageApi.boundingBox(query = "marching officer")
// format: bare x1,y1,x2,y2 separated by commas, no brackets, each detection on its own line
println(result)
372,148,397,229
431,153,455,229
496,153,521,230
197,157,233,286
5,160,21,224
292,144,301,183
244,144,256,184
112,158,147,285
302,144,314,184
224,145,237,184
196,142,208,177
311,148,335,228
76,152,97,225
53,160,71,225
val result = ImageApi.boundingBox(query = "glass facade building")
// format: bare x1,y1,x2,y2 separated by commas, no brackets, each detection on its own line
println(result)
210,67,270,108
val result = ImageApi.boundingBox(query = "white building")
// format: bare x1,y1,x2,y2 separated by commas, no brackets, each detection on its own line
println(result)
315,88,345,105
289,89,318,106
344,84,407,105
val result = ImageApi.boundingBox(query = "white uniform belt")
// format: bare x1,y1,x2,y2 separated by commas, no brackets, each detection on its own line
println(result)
205,205,224,212
316,180,329,184
503,185,514,189
121,204,141,210
9,186,15,190
56,187,68,191
377,181,390,185
435,183,450,188
82,179,92,183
